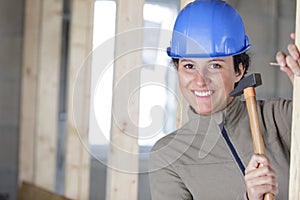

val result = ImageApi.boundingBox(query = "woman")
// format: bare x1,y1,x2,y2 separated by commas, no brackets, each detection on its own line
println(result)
149,0,299,199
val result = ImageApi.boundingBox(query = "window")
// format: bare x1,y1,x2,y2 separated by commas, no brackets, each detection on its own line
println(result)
89,1,180,199
90,0,179,146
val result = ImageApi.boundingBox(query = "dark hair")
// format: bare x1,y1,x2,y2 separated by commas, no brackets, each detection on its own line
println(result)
233,52,250,79
171,52,250,78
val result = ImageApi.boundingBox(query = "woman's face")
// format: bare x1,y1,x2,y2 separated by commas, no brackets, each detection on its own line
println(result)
177,57,244,115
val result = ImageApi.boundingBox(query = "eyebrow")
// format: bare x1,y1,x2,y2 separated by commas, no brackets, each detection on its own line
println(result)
180,59,195,63
179,58,226,63
208,58,226,63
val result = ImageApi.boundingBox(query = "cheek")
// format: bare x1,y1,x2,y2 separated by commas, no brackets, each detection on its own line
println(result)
178,73,190,87
220,74,238,92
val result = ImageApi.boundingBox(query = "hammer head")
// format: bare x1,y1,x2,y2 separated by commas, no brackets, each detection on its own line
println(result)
229,73,262,97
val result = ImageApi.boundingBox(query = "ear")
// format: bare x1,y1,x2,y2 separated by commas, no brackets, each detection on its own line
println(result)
234,63,245,83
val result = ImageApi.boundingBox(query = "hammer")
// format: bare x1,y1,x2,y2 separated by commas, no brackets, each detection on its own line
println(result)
230,73,274,200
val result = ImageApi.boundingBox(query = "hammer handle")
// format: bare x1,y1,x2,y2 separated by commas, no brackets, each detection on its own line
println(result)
244,88,274,200
245,95,266,155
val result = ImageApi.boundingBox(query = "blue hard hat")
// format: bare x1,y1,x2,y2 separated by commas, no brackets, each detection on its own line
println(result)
167,0,251,58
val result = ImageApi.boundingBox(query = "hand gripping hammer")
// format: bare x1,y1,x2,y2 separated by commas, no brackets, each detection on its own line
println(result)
230,73,274,200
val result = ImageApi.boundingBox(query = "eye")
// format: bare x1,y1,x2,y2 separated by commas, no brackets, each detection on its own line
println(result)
184,63,195,70
208,63,221,71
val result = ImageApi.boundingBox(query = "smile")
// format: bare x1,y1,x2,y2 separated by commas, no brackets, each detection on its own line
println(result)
194,90,213,97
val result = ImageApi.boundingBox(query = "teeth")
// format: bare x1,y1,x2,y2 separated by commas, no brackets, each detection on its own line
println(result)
194,90,213,97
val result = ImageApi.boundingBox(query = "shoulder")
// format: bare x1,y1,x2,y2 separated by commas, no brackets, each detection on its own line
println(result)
151,131,177,152
257,98,292,142
258,98,292,121
258,98,292,110
149,130,179,171
149,122,198,168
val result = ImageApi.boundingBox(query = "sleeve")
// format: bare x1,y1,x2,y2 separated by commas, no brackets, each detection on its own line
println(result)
261,98,292,151
276,99,292,150
149,144,192,200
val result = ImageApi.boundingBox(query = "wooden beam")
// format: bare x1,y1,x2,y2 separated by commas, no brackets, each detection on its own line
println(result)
18,0,41,185
176,0,194,128
289,0,300,198
64,0,94,199
18,182,72,200
34,0,63,190
19,0,63,191
180,0,194,8
105,0,144,199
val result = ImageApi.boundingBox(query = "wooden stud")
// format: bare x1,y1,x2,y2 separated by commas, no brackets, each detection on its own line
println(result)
19,0,63,191
64,0,94,199
176,0,194,128
18,0,41,185
105,0,144,199
289,0,300,199
180,0,194,8
34,0,63,190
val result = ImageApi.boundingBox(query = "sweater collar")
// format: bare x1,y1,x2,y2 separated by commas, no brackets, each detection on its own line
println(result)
187,97,245,130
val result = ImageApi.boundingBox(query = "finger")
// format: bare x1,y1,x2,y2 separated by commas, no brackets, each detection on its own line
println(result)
276,51,287,67
247,183,279,199
245,154,270,173
287,43,300,61
286,55,300,76
291,32,296,40
246,165,276,178
279,64,294,83
246,173,277,188
245,168,279,199
245,166,276,188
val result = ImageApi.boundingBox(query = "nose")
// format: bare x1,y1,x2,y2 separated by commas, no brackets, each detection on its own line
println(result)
194,68,207,87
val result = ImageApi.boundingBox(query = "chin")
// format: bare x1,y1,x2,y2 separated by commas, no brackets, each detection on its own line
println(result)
193,106,213,115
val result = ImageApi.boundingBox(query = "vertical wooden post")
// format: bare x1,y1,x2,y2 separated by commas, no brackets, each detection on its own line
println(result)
19,0,41,185
34,0,63,190
105,0,143,199
180,0,194,8
289,0,300,199
19,0,63,191
176,0,194,128
64,0,94,199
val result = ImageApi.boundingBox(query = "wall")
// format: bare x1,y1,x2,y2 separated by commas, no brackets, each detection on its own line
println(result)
231,0,296,99
0,0,24,199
